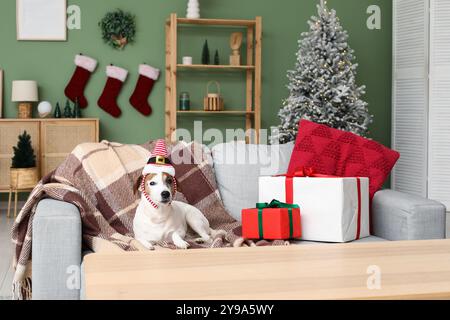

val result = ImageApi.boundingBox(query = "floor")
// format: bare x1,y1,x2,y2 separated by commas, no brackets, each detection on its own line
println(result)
0,207,449,300
0,213,14,300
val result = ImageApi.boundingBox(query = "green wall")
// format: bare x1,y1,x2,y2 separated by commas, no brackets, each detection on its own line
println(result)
0,0,392,146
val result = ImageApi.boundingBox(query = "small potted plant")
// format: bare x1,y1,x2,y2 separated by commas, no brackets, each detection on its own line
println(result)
10,131,39,189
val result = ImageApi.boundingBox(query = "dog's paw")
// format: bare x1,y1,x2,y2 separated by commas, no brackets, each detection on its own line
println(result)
174,238,190,249
137,239,155,250
211,229,227,238
194,236,211,244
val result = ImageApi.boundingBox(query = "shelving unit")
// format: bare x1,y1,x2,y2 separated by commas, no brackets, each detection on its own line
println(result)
165,13,262,143
176,64,255,71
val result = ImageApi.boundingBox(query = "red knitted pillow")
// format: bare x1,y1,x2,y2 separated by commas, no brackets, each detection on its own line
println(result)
288,120,400,199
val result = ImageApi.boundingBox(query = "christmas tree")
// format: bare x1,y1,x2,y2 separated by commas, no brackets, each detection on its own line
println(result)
202,40,210,65
54,102,62,118
64,100,72,118
270,1,372,144
73,97,82,118
11,131,36,168
214,49,220,65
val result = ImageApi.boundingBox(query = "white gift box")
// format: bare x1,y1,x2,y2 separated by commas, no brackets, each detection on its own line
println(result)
259,176,370,242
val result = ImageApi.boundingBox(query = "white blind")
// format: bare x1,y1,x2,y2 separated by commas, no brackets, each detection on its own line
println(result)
428,0,450,207
392,0,429,196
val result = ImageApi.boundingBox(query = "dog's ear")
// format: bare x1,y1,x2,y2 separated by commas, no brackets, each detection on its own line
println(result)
134,175,143,194
174,177,182,194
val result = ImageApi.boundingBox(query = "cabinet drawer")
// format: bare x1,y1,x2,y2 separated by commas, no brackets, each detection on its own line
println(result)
41,120,98,176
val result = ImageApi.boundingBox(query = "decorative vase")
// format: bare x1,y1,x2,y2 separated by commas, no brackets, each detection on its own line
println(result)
186,0,200,19
17,103,32,119
10,167,39,189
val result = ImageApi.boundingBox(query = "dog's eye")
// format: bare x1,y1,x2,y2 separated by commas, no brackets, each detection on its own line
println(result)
166,178,173,185
149,181,156,186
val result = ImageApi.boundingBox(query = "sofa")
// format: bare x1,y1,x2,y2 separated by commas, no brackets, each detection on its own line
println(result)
31,142,447,300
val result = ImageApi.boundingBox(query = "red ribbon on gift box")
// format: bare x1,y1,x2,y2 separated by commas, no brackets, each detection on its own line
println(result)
277,166,362,240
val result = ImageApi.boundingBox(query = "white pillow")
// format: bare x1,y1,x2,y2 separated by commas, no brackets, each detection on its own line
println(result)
212,141,294,221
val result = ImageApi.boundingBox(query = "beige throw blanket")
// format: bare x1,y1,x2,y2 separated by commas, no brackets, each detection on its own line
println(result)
11,140,285,299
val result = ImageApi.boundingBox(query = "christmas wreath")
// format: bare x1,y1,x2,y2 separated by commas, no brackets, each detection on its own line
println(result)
99,9,136,50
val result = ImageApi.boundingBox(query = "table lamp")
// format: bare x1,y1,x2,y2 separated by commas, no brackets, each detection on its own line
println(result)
12,80,38,119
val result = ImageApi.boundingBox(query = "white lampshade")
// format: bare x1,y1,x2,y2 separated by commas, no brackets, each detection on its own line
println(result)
12,81,38,102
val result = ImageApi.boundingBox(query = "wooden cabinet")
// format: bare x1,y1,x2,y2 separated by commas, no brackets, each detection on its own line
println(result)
0,119,99,192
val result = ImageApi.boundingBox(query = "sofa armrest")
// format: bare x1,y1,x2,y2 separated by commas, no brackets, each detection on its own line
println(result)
32,199,82,300
372,189,446,241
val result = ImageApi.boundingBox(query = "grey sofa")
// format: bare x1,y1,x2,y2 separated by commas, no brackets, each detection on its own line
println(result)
31,142,447,300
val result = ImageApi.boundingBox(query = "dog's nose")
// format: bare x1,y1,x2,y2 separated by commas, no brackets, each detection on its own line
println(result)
161,191,171,199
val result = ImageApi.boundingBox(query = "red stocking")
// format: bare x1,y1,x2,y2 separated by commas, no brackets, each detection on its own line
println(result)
64,54,98,108
129,64,160,116
97,65,128,118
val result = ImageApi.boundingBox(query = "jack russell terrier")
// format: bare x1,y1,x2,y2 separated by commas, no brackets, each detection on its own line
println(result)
133,140,225,250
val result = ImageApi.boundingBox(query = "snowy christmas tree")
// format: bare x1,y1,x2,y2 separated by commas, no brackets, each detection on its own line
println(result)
270,0,372,144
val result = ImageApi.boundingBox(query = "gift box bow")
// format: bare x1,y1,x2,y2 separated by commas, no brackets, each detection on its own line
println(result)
255,199,300,239
283,166,338,178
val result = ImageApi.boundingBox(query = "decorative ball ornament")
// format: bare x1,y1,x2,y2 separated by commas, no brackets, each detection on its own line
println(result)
186,0,200,19
37,101,52,118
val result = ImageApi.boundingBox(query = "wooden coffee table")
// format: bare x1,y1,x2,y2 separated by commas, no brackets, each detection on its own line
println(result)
84,239,450,300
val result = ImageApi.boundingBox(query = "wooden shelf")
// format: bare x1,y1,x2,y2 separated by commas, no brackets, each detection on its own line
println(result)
177,110,255,115
0,118,98,122
177,18,256,27
166,14,262,143
177,64,255,71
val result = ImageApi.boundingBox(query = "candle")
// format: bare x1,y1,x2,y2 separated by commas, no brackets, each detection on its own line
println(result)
179,92,190,111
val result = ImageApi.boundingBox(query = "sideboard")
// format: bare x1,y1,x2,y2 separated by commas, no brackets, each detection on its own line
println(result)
0,119,99,192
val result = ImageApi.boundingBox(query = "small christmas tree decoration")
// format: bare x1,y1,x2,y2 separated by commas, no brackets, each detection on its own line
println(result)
73,98,82,118
64,100,73,118
9,131,39,198
11,131,36,169
270,1,372,144
54,102,62,118
201,40,210,65
186,0,200,19
214,50,220,65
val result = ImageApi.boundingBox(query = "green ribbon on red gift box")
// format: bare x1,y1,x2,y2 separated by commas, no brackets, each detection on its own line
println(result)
256,199,300,239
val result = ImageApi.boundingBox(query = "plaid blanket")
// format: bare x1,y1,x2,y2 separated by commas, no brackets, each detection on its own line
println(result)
11,140,286,299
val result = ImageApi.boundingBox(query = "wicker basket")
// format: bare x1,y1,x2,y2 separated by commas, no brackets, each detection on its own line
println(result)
203,81,224,111
10,167,39,189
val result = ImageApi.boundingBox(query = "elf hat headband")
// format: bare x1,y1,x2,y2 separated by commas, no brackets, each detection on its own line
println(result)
142,139,175,177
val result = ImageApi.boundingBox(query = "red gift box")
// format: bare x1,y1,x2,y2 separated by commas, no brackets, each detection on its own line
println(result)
242,200,301,240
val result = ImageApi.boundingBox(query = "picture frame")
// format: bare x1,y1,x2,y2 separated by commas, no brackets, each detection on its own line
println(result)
16,0,67,41
0,69,3,118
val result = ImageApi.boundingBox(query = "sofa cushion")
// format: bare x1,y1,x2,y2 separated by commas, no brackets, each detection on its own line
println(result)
212,141,294,221
288,120,400,199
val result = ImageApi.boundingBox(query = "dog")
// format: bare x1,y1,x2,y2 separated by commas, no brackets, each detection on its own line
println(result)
132,140,225,250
